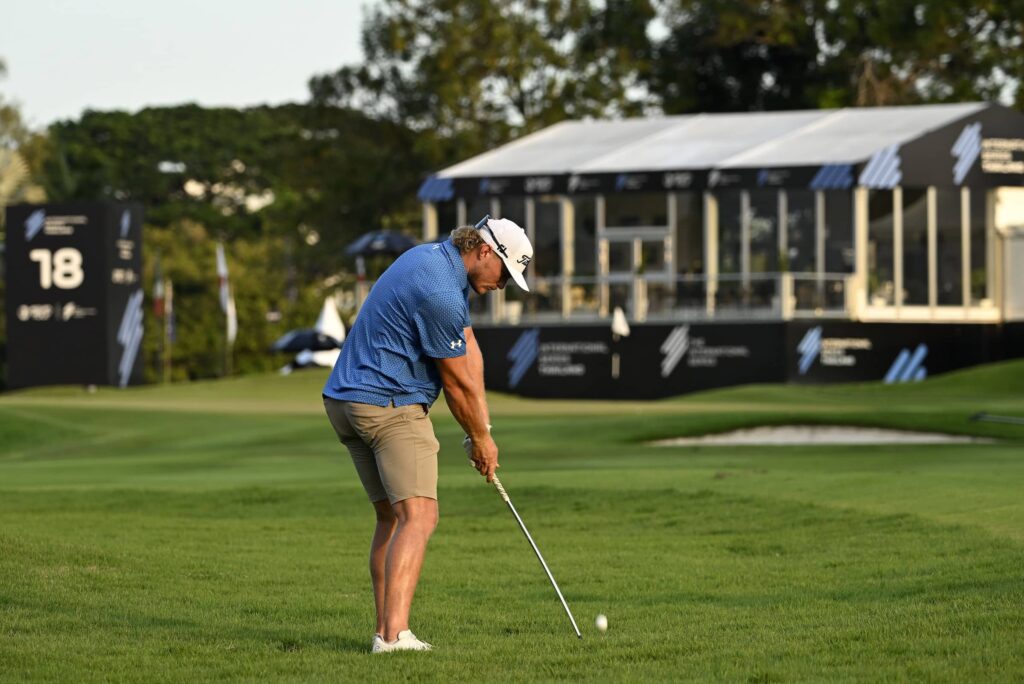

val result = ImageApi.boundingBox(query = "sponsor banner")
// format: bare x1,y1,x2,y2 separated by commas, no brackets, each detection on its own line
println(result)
453,175,568,197
473,321,1022,399
786,322,1007,385
898,107,1024,188
5,202,144,388
475,323,784,399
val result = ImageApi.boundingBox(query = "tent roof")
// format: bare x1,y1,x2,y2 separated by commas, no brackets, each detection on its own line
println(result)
439,103,988,177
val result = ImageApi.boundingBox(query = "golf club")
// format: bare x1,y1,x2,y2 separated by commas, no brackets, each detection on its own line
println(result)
490,473,583,639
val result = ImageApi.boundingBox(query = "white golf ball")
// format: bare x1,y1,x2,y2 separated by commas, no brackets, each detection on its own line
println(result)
595,614,608,632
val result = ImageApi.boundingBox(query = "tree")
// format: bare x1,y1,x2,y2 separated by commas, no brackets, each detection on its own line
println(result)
41,104,429,276
650,0,1024,113
309,0,656,164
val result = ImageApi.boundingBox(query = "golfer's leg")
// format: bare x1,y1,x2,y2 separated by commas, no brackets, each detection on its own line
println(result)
383,496,438,641
370,499,397,636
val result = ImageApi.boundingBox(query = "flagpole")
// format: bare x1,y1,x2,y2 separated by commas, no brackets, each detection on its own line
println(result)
164,279,173,383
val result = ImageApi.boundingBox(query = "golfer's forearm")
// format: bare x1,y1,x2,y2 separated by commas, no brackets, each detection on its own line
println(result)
442,378,490,440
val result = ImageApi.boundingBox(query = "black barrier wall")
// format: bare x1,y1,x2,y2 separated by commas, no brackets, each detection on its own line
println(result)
5,202,144,389
474,322,1024,399
475,323,786,399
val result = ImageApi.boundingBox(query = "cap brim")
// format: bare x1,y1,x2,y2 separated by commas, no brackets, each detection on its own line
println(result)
506,261,529,292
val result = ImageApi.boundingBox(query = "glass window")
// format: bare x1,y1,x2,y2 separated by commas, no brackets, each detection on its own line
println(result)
868,190,895,305
533,201,561,277
902,188,928,306
748,189,779,273
675,192,704,275
824,191,854,273
436,200,457,237
573,198,596,276
641,240,666,273
970,189,988,304
605,193,667,228
786,190,816,273
717,191,742,275
608,241,632,273
465,197,491,226
935,189,963,306
499,197,526,228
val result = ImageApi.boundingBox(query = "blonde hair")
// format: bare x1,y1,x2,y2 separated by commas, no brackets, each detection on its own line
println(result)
450,225,486,254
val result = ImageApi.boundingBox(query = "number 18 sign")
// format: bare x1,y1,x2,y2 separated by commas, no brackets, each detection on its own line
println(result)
4,202,144,389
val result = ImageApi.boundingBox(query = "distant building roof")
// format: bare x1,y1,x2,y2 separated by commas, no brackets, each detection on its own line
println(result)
419,102,1024,198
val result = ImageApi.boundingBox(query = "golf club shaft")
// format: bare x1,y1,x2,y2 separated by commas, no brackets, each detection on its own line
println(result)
492,475,583,639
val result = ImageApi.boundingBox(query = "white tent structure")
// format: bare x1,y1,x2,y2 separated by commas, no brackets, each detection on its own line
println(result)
280,297,346,373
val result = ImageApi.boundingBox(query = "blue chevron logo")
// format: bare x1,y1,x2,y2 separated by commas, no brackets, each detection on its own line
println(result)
859,145,902,189
25,209,45,241
809,164,854,190
952,122,982,185
797,326,823,375
507,328,540,388
883,344,928,384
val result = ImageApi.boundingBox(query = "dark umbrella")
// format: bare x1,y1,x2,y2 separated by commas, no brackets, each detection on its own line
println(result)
345,230,419,257
270,329,342,354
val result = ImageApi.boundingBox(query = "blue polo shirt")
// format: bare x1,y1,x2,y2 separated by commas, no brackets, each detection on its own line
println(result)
323,240,471,407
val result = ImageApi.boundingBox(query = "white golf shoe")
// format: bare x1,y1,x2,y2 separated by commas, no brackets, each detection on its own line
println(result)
372,630,433,653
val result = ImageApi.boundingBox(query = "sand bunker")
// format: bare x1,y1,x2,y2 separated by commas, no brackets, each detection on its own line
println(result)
650,425,992,446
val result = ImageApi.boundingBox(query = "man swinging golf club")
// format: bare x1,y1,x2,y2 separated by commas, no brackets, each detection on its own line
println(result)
323,216,532,653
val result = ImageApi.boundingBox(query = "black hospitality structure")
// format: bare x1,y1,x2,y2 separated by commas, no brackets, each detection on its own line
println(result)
415,103,1024,398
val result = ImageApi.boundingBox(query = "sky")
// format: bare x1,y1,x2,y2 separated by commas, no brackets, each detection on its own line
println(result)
0,0,374,129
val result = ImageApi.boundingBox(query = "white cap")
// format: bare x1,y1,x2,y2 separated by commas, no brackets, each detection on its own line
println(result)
478,217,533,292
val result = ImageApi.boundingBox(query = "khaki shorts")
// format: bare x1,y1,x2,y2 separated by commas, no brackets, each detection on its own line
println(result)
323,397,439,504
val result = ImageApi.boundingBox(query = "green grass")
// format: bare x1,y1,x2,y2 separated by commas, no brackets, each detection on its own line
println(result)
2,361,1023,681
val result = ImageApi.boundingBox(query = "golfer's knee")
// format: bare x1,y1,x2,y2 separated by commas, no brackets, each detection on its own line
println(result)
394,497,438,533
373,500,397,524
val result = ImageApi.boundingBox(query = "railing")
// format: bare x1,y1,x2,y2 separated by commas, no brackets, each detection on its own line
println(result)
493,273,852,324
358,273,853,324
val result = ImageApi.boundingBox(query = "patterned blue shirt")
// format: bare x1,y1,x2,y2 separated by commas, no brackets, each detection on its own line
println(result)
323,239,471,407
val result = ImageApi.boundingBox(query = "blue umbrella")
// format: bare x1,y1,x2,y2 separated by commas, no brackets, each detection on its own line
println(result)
345,230,418,257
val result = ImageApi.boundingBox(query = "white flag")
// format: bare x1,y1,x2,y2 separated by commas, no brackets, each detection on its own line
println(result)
226,288,237,345
215,243,230,312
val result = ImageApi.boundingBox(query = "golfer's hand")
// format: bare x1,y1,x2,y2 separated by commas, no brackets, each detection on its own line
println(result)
464,433,499,482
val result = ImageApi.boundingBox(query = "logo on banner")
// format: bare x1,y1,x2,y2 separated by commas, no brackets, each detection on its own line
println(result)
662,172,693,189
809,164,854,190
568,175,601,193
120,209,131,238
117,289,145,388
952,122,982,185
523,176,553,193
859,144,902,188
797,326,822,375
507,328,540,388
884,344,928,383
25,209,45,241
796,327,871,373
660,325,690,378
615,174,646,191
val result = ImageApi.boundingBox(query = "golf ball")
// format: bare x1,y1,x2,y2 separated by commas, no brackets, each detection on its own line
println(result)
595,614,608,632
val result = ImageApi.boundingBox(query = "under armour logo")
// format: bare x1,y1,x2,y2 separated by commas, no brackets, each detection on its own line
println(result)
450,340,463,350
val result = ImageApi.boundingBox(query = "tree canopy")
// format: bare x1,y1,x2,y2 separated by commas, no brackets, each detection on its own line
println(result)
309,0,657,164
42,104,430,275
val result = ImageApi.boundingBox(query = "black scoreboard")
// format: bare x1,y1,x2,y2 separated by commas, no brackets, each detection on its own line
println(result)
4,202,144,389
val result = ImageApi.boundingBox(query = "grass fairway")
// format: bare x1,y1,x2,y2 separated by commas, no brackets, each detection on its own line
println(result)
1,362,1023,681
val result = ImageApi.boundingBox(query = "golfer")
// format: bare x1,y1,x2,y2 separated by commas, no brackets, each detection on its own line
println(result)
323,217,533,653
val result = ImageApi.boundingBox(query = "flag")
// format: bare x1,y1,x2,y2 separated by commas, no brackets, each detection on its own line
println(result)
226,288,237,345
153,255,165,317
215,243,230,312
166,278,176,343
